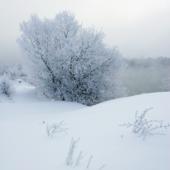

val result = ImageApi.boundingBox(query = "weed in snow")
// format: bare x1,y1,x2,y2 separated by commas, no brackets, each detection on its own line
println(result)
43,121,68,137
65,137,106,169
66,137,80,166
120,108,170,140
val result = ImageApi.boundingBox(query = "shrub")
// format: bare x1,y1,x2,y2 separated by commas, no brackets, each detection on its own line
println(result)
18,11,124,105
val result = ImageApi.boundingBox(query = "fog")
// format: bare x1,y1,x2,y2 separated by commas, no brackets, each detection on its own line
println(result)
0,0,170,62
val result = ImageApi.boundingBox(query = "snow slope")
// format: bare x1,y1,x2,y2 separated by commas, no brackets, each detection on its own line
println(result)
0,80,170,170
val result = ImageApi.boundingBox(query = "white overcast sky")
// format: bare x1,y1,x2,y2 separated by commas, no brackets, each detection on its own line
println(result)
0,0,170,61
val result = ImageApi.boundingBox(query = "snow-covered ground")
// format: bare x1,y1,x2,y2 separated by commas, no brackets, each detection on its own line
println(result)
0,80,170,170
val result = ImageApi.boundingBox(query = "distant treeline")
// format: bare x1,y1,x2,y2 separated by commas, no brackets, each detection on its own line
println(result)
120,57,170,96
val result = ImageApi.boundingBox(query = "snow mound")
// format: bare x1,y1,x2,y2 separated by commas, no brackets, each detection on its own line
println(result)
0,81,170,170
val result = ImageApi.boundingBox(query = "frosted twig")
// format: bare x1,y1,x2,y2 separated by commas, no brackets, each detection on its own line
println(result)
120,108,170,139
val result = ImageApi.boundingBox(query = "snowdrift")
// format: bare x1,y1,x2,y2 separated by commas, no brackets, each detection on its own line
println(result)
0,81,170,170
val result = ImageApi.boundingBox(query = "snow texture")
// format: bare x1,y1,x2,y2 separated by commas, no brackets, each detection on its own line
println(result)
0,80,170,170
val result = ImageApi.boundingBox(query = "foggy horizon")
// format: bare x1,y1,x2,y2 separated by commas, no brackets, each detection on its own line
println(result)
0,0,170,62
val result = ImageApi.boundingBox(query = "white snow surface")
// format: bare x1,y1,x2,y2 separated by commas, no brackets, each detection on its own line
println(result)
0,80,170,170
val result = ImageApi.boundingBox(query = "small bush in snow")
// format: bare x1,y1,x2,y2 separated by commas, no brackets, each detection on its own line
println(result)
0,75,14,97
121,108,170,140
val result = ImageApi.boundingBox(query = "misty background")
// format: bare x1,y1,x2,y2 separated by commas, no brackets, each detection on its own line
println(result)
0,0,170,62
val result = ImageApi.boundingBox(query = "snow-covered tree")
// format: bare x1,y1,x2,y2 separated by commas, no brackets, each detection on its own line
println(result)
18,11,123,105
